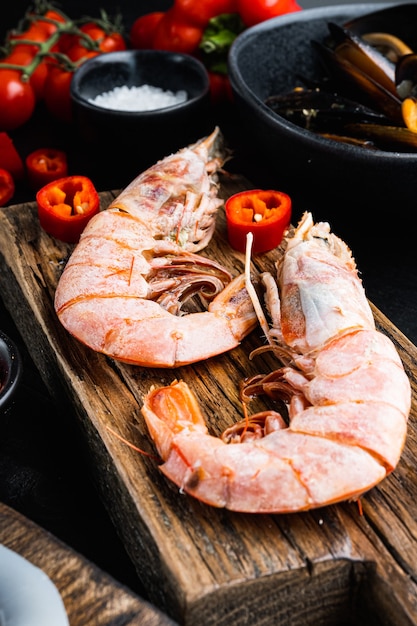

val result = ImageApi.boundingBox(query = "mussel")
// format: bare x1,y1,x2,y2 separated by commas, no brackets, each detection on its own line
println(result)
265,87,389,131
265,87,417,151
344,3,417,50
324,21,398,96
312,29,404,126
265,4,417,152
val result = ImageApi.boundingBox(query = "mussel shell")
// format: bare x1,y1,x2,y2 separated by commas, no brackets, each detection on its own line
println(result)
311,123,417,152
265,87,390,131
344,3,417,50
342,122,417,151
361,32,413,64
326,21,397,94
317,133,377,148
265,87,416,152
312,38,404,124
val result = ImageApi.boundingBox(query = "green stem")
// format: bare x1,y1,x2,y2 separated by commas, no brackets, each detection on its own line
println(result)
1,20,101,79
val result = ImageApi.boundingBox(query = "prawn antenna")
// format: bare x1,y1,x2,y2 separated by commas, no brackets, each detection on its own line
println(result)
106,425,160,461
245,232,272,344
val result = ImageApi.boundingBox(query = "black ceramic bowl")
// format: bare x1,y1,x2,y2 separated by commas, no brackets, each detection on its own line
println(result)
71,50,212,187
228,3,417,242
0,331,22,415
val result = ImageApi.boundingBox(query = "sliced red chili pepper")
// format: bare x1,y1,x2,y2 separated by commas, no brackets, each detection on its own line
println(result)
26,147,68,191
0,132,24,180
36,175,100,243
225,189,292,254
0,168,15,206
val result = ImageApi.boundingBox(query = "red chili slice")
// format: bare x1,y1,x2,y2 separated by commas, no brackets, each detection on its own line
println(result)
0,168,15,206
225,189,292,254
26,147,68,190
36,175,100,243
0,133,24,180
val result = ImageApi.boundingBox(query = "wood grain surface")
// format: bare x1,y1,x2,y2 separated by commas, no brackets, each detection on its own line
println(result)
0,174,416,626
0,502,177,625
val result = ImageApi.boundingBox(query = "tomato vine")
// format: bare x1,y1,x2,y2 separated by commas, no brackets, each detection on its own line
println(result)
0,1,126,130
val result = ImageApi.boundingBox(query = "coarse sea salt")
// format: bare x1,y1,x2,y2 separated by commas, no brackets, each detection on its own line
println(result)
89,84,188,111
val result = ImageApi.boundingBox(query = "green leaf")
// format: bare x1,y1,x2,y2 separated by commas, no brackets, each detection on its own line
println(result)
199,13,245,74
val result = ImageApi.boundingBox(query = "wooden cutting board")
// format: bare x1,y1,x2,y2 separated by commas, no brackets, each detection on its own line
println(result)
0,173,416,626
0,502,177,625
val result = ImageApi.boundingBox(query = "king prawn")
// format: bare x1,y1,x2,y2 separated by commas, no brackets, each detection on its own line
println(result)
54,131,411,513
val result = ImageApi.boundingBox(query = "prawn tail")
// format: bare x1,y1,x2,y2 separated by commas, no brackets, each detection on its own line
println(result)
141,380,210,484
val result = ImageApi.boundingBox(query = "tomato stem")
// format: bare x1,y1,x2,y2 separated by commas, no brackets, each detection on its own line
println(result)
1,9,122,80
199,13,245,74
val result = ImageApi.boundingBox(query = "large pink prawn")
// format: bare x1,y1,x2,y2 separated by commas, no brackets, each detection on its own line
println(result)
141,212,411,513
54,128,257,367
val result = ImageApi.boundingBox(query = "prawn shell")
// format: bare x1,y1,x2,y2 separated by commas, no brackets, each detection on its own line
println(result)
151,418,386,513
290,329,410,471
54,129,258,367
57,298,244,367
278,218,375,354
140,213,411,513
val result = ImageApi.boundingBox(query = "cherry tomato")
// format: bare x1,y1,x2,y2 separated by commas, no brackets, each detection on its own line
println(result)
153,9,204,54
236,0,302,27
65,23,102,58
173,0,238,27
67,45,99,63
29,9,67,39
98,32,126,53
3,47,49,100
43,65,74,123
130,12,164,49
31,59,49,100
0,168,15,206
79,22,126,53
7,23,47,58
57,32,78,54
10,22,49,43
2,46,33,65
79,22,106,40
208,71,233,105
0,69,36,131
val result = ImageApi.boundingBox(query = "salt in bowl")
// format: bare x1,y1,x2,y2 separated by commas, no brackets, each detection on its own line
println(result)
70,49,212,189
